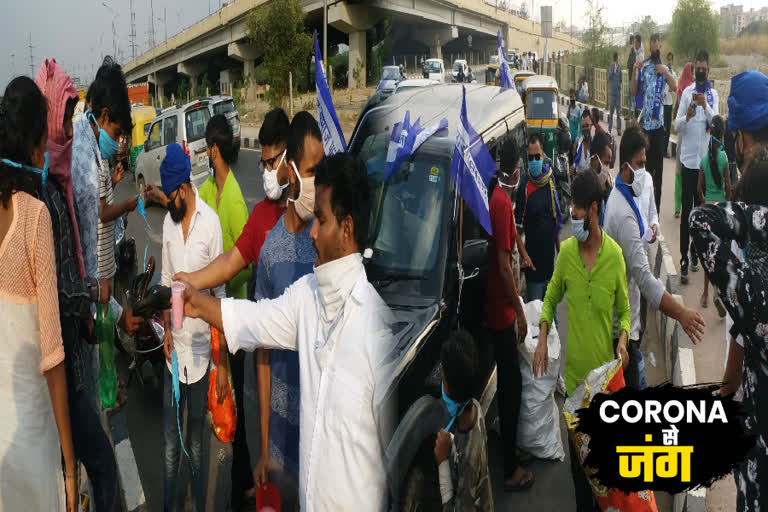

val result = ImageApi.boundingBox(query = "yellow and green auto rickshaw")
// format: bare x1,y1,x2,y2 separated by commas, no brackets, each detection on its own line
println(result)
129,105,157,174
520,75,560,157
486,64,499,86
512,70,535,97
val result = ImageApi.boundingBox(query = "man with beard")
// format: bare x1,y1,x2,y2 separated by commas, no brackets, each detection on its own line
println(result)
632,33,677,213
726,70,768,177
159,143,227,512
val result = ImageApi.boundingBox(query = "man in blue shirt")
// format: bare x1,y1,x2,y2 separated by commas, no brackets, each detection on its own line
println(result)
252,111,324,511
631,33,677,213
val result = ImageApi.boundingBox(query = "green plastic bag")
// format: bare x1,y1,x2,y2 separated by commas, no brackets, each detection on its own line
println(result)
96,303,118,410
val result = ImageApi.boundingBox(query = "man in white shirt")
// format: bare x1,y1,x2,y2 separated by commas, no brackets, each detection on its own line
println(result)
663,52,678,157
572,110,593,174
159,143,227,512
177,153,394,512
674,49,719,283
604,126,705,389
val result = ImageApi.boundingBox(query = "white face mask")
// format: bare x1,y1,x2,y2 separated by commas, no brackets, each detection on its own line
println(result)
263,150,288,200
626,163,645,197
287,161,315,222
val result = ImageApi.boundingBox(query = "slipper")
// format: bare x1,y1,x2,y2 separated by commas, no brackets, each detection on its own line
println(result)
674,211,681,218
713,296,727,318
700,295,709,308
504,471,535,492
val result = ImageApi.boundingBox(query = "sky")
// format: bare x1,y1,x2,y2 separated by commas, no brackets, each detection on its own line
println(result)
1,0,767,90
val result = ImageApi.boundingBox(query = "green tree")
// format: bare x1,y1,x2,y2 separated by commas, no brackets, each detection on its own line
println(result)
669,0,719,62
636,15,658,43
739,20,768,37
246,0,312,107
582,0,609,67
368,18,394,83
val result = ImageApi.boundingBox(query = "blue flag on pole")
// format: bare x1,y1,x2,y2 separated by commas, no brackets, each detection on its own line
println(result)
314,30,347,155
497,30,513,90
450,86,496,235
385,111,448,181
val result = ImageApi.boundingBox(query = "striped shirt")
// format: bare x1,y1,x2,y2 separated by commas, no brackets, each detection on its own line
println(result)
97,159,116,279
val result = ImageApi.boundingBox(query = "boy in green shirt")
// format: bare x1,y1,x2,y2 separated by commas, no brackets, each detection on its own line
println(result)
533,170,631,511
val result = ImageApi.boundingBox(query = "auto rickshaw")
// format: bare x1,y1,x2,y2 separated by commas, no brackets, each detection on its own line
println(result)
486,63,499,86
512,70,535,97
129,105,157,174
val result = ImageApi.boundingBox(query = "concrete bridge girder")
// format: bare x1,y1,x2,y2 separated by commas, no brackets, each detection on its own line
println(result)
177,61,207,80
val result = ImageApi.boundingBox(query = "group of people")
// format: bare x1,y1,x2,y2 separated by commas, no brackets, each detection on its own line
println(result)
514,51,540,73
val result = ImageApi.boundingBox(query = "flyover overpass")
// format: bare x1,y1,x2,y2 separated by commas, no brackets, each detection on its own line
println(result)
122,0,583,98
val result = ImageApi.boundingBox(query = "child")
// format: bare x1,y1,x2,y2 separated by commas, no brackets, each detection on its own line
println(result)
697,115,730,316
434,330,495,511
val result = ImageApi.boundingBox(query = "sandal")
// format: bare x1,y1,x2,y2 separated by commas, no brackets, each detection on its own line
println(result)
713,296,727,318
700,294,709,308
504,470,535,492
674,211,681,218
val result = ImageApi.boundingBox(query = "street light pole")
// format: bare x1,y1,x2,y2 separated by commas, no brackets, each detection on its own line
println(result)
323,0,328,74
102,2,118,59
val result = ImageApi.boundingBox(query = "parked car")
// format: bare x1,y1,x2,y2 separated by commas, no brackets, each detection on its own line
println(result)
378,65,405,96
422,58,445,82
394,79,439,94
349,83,528,509
451,59,474,83
205,95,241,157
134,100,211,203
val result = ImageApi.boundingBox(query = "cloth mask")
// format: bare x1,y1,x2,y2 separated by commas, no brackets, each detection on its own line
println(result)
627,164,645,197
695,70,707,84
287,161,315,222
442,382,470,431
263,150,288,200
1,151,49,188
571,213,590,242
528,159,544,178
88,111,119,160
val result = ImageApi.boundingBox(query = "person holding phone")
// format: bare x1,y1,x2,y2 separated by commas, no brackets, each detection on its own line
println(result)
674,50,719,284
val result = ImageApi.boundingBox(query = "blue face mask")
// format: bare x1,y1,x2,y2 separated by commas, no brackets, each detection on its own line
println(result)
88,111,119,160
442,382,470,431
528,159,544,178
1,151,49,188
571,210,590,242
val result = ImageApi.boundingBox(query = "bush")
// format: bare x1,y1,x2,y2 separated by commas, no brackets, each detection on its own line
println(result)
329,51,349,88
669,0,719,63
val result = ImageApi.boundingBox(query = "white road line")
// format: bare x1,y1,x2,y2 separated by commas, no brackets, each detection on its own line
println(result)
115,438,146,511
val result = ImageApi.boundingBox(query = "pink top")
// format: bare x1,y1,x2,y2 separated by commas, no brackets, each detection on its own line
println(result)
0,192,65,373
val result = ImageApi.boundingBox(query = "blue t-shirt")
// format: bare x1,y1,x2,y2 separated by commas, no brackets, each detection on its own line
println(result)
253,214,315,478
639,61,664,131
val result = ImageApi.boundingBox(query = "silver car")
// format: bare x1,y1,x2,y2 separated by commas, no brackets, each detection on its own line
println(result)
206,95,241,155
135,100,211,203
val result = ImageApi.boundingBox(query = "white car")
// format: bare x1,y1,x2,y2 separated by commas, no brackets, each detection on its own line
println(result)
206,95,241,156
377,66,404,96
394,79,440,94
423,59,445,82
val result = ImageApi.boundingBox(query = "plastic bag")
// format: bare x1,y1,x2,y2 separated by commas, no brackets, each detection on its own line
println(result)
96,303,118,410
564,359,658,512
517,299,565,461
207,326,237,443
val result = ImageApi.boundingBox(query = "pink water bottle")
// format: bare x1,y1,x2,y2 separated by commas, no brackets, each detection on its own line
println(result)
171,281,186,330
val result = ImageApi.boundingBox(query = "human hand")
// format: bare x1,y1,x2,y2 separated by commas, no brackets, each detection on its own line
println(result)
253,453,270,487
516,312,528,344
163,330,174,362
616,335,629,369
179,280,201,318
434,429,452,464
99,278,112,304
65,472,77,512
123,195,139,213
112,161,124,185
650,225,658,244
521,253,536,271
172,271,191,286
655,64,667,75
680,306,706,344
119,308,143,335
216,364,228,404
634,60,643,70
145,184,168,207
532,335,549,378
695,93,707,108
686,102,696,121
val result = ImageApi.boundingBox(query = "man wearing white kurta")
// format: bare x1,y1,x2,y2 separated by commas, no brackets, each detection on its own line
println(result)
177,153,394,511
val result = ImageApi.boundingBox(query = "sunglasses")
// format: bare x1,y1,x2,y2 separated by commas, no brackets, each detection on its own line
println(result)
259,152,282,171
528,154,542,162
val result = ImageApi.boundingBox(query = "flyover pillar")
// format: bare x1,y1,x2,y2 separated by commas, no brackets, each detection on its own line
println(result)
348,31,367,89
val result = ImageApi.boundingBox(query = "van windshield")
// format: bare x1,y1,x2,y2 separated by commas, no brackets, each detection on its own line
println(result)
425,61,442,73
526,90,558,120
185,107,210,142
352,114,449,299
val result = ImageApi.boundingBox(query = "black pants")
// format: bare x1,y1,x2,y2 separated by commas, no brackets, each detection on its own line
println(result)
568,437,601,512
61,318,120,512
229,350,254,506
663,104,673,154
680,165,702,267
645,127,667,213
488,324,522,478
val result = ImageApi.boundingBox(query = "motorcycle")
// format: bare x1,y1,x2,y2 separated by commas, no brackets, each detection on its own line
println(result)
553,118,573,222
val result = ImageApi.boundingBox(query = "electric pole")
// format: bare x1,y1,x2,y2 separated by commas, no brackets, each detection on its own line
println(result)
28,33,34,77
129,0,137,59
323,0,328,74
10,53,14,77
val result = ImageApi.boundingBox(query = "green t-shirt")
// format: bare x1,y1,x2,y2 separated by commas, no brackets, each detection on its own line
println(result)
540,231,631,395
199,169,251,298
700,149,728,202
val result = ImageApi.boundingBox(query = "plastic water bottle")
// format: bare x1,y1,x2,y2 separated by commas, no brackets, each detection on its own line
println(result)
96,303,118,409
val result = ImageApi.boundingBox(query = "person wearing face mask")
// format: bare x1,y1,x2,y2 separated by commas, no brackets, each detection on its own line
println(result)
588,131,613,227
533,170,630,510
572,109,593,174
176,153,395,512
196,113,251,509
567,89,582,164
159,143,227,512
604,126,705,390
632,33,677,214
497,141,528,295
674,50,718,284
725,70,768,182
36,58,139,512
241,111,323,511
514,134,561,302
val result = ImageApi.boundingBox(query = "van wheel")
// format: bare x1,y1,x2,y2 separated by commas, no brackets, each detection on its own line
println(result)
137,176,146,205
400,436,442,512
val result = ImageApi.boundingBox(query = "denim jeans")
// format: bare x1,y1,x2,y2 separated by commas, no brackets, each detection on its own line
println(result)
163,366,208,512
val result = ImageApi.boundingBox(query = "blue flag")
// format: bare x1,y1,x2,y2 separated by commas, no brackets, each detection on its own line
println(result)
497,30,513,90
385,111,448,181
314,30,347,155
450,86,496,236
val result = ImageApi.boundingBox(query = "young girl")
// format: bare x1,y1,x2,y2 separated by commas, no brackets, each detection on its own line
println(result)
697,115,730,314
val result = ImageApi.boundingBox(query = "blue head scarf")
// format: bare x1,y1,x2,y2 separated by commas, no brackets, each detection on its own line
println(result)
728,70,768,132
160,143,191,195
